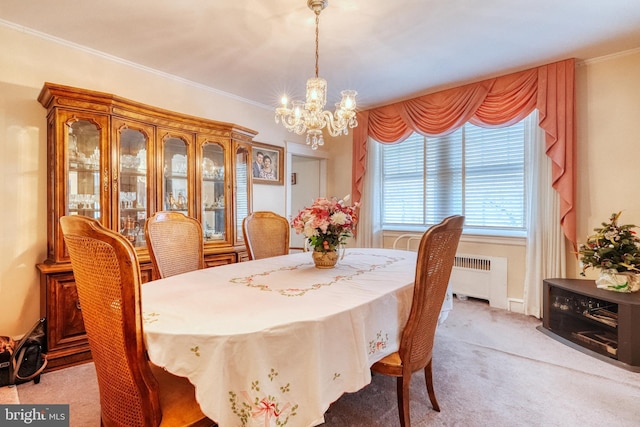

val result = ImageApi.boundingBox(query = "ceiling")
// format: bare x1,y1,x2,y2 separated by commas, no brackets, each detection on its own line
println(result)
2,0,640,110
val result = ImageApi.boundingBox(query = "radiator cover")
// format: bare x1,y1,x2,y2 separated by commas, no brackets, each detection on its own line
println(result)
450,254,508,309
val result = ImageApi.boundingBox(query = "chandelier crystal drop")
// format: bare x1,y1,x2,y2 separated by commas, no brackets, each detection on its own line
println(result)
275,0,358,150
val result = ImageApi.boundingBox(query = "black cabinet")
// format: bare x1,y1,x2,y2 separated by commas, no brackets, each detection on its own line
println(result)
541,278,640,372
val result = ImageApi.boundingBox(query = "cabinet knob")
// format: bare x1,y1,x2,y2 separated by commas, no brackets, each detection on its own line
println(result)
76,299,82,310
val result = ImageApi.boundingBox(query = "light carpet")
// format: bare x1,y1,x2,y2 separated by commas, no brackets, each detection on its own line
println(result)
4,298,640,426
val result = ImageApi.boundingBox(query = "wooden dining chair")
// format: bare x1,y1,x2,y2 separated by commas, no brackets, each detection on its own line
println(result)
145,211,204,279
60,215,213,427
242,211,290,260
371,215,464,427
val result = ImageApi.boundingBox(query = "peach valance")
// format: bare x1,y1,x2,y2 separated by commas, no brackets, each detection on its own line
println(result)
352,58,576,247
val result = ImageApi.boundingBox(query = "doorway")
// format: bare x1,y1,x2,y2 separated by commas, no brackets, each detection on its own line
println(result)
286,145,328,249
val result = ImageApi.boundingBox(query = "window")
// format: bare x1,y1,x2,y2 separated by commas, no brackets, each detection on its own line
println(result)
381,114,532,234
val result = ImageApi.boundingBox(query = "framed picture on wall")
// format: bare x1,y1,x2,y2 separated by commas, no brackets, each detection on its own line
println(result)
251,142,284,185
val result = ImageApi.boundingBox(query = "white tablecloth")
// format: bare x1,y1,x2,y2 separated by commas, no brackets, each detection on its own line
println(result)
142,248,417,427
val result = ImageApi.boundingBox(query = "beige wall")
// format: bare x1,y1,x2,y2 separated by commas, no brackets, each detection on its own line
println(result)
325,132,353,199
2,19,640,335
574,50,640,279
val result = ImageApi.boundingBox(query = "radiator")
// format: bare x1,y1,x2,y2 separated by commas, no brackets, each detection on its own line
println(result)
450,254,508,309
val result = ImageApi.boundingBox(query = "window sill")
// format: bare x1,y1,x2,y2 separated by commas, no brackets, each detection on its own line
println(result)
384,227,526,247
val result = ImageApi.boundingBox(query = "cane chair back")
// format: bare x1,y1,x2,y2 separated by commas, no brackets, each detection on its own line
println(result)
60,215,212,427
145,211,204,279
242,211,290,260
371,215,464,427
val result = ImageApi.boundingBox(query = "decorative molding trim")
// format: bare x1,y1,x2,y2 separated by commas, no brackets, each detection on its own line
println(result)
578,46,640,66
0,19,273,111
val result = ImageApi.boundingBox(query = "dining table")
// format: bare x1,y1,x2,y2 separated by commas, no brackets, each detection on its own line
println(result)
141,247,451,427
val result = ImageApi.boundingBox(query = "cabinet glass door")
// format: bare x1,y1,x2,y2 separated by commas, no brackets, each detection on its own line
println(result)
202,142,226,242
67,120,101,220
118,127,149,248
234,144,251,245
163,136,189,213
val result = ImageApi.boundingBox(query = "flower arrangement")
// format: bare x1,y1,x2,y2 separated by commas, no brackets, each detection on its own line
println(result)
578,212,640,275
291,195,359,253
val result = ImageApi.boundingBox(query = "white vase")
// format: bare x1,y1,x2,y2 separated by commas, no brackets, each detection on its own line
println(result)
595,269,640,293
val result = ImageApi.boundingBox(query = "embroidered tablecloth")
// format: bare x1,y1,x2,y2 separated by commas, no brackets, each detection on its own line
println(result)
142,248,420,427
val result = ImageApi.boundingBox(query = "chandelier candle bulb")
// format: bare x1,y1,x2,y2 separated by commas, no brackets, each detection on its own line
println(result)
341,90,356,110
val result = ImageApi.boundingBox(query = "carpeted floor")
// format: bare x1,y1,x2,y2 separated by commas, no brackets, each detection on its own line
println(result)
4,298,640,426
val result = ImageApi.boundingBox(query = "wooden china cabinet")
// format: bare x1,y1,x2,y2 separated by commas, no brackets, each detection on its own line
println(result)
36,83,257,370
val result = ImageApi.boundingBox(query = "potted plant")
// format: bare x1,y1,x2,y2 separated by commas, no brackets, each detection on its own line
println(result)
578,211,640,292
291,195,359,268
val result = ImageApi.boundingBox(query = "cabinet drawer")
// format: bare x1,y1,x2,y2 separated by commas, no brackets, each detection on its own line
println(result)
204,253,236,268
204,253,237,267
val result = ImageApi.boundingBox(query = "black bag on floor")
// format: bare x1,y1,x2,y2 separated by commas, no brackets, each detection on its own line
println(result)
0,335,16,386
0,318,48,386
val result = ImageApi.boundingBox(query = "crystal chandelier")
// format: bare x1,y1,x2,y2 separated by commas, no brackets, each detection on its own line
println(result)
275,0,358,150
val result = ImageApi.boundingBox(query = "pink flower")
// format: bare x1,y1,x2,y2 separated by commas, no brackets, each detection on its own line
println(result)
291,195,360,252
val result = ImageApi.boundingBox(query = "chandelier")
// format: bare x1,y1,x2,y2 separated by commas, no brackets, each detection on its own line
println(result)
275,0,358,150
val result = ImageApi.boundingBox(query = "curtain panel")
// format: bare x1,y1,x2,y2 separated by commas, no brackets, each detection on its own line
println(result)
351,58,576,247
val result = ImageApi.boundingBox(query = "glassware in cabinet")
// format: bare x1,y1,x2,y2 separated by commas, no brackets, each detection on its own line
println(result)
162,133,191,214
116,123,151,248
67,120,101,221
201,142,226,242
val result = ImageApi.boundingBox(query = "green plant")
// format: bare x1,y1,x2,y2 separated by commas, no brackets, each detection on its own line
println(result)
578,212,640,275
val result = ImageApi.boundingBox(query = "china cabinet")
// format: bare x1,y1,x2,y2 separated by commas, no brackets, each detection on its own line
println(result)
36,83,256,369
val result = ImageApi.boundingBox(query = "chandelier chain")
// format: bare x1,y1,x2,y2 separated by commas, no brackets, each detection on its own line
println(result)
315,11,320,78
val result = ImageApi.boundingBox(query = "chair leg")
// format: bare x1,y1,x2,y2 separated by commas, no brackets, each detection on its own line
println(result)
424,360,440,412
396,375,412,427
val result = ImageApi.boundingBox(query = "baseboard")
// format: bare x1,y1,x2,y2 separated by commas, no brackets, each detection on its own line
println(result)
507,298,525,313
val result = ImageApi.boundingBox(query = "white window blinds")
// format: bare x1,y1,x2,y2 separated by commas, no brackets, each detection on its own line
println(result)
381,114,529,232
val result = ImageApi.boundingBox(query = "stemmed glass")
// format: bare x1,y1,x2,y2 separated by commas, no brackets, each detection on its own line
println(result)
79,194,90,209
128,192,137,208
90,194,99,210
69,193,78,210
120,192,136,209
